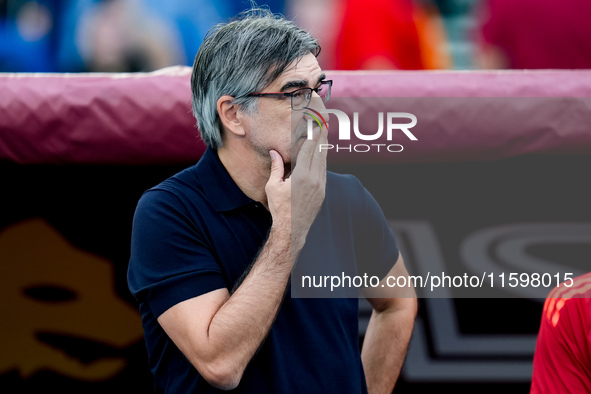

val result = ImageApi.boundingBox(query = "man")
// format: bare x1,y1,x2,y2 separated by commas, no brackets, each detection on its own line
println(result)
128,9,416,393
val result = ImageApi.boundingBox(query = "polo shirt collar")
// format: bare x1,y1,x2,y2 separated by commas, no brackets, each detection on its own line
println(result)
196,146,254,212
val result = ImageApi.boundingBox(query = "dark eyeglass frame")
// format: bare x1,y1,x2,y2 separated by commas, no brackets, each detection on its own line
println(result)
246,80,332,110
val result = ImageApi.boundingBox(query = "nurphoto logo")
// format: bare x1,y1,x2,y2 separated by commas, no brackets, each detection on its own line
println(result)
304,108,418,153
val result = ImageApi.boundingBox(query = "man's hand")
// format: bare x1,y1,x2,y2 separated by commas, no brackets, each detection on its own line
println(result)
265,125,328,254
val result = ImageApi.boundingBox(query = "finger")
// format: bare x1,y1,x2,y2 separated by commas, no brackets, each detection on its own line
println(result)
295,126,321,171
310,124,329,169
268,150,285,182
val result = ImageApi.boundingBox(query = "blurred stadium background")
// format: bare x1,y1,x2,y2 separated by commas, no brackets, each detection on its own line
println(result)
4,0,590,73
4,0,582,73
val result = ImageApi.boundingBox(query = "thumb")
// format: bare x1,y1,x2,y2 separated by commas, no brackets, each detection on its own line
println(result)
269,150,285,181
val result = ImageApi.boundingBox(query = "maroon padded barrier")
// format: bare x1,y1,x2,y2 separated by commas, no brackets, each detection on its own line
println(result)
0,67,199,165
1,66,590,165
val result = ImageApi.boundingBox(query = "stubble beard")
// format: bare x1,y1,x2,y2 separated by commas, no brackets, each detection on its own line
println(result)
247,122,309,179
247,128,293,179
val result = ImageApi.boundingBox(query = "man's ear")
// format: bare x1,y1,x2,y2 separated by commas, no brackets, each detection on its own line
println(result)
217,95,246,137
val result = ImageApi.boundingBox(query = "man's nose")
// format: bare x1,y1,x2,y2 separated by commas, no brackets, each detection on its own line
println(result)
308,95,327,112
305,96,328,129
303,110,329,135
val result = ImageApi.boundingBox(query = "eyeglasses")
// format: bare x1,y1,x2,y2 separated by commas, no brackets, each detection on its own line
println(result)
246,80,332,110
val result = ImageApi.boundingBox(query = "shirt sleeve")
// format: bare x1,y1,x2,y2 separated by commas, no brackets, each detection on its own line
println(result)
127,189,227,318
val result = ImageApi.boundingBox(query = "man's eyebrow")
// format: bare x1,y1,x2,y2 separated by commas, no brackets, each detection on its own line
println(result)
280,74,327,92
280,80,307,92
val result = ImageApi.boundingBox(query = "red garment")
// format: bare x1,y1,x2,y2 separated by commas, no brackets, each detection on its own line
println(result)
335,0,423,70
479,0,591,69
531,273,591,393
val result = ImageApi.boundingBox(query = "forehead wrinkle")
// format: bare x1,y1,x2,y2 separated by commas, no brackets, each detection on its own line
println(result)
272,54,324,91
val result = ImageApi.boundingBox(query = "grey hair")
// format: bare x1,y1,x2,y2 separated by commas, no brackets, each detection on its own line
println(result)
190,8,320,149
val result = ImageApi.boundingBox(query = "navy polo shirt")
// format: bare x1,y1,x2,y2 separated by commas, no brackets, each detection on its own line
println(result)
128,147,399,393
